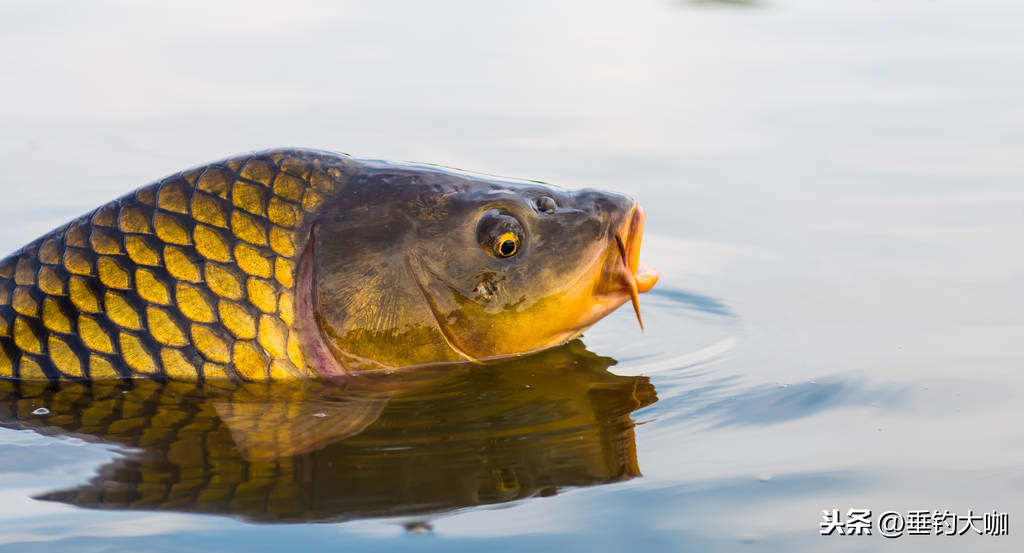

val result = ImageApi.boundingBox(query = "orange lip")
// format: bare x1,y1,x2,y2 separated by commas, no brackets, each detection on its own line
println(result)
624,205,659,293
615,204,660,329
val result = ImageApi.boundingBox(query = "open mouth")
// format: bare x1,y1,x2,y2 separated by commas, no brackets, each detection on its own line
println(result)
613,204,660,330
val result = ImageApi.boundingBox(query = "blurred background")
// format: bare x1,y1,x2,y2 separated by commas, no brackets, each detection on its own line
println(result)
0,0,1022,551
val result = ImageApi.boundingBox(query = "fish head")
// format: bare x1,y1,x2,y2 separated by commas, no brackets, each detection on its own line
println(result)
304,162,659,371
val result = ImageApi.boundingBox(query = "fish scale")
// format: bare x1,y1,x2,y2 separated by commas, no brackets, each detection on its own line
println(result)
0,149,351,381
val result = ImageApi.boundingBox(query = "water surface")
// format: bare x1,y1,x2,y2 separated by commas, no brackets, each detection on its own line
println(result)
0,0,1022,551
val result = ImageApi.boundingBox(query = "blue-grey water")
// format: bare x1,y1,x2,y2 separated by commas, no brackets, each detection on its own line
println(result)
1,0,1022,551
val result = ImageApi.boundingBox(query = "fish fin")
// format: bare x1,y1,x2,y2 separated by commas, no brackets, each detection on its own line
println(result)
213,391,389,461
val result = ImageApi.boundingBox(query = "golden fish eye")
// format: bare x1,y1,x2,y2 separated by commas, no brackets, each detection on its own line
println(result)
494,232,519,257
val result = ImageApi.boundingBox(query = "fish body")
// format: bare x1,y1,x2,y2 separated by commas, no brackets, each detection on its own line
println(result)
0,149,342,381
0,149,657,381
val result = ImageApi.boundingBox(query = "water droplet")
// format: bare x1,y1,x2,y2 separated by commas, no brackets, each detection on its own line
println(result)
31,407,49,416
313,412,327,418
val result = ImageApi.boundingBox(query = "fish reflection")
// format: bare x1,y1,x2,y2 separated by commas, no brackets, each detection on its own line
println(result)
0,340,656,523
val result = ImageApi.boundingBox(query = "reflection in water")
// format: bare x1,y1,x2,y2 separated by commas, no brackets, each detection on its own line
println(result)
0,340,655,524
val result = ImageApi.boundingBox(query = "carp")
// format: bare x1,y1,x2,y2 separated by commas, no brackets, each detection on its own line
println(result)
0,149,657,381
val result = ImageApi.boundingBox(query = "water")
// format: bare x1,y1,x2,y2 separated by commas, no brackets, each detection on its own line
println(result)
0,0,1022,551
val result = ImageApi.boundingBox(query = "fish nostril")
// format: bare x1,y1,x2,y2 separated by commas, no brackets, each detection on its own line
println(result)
534,196,557,214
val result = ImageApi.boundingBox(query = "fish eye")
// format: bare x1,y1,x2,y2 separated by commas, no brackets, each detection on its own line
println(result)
534,196,557,213
477,209,525,259
494,232,519,257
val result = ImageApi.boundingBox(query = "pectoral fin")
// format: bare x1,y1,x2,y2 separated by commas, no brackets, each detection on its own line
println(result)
213,391,389,461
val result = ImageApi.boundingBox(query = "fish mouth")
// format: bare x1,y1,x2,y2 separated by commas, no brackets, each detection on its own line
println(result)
611,203,659,329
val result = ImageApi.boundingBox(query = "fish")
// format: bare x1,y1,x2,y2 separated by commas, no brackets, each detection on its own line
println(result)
0,149,658,381
0,341,657,522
